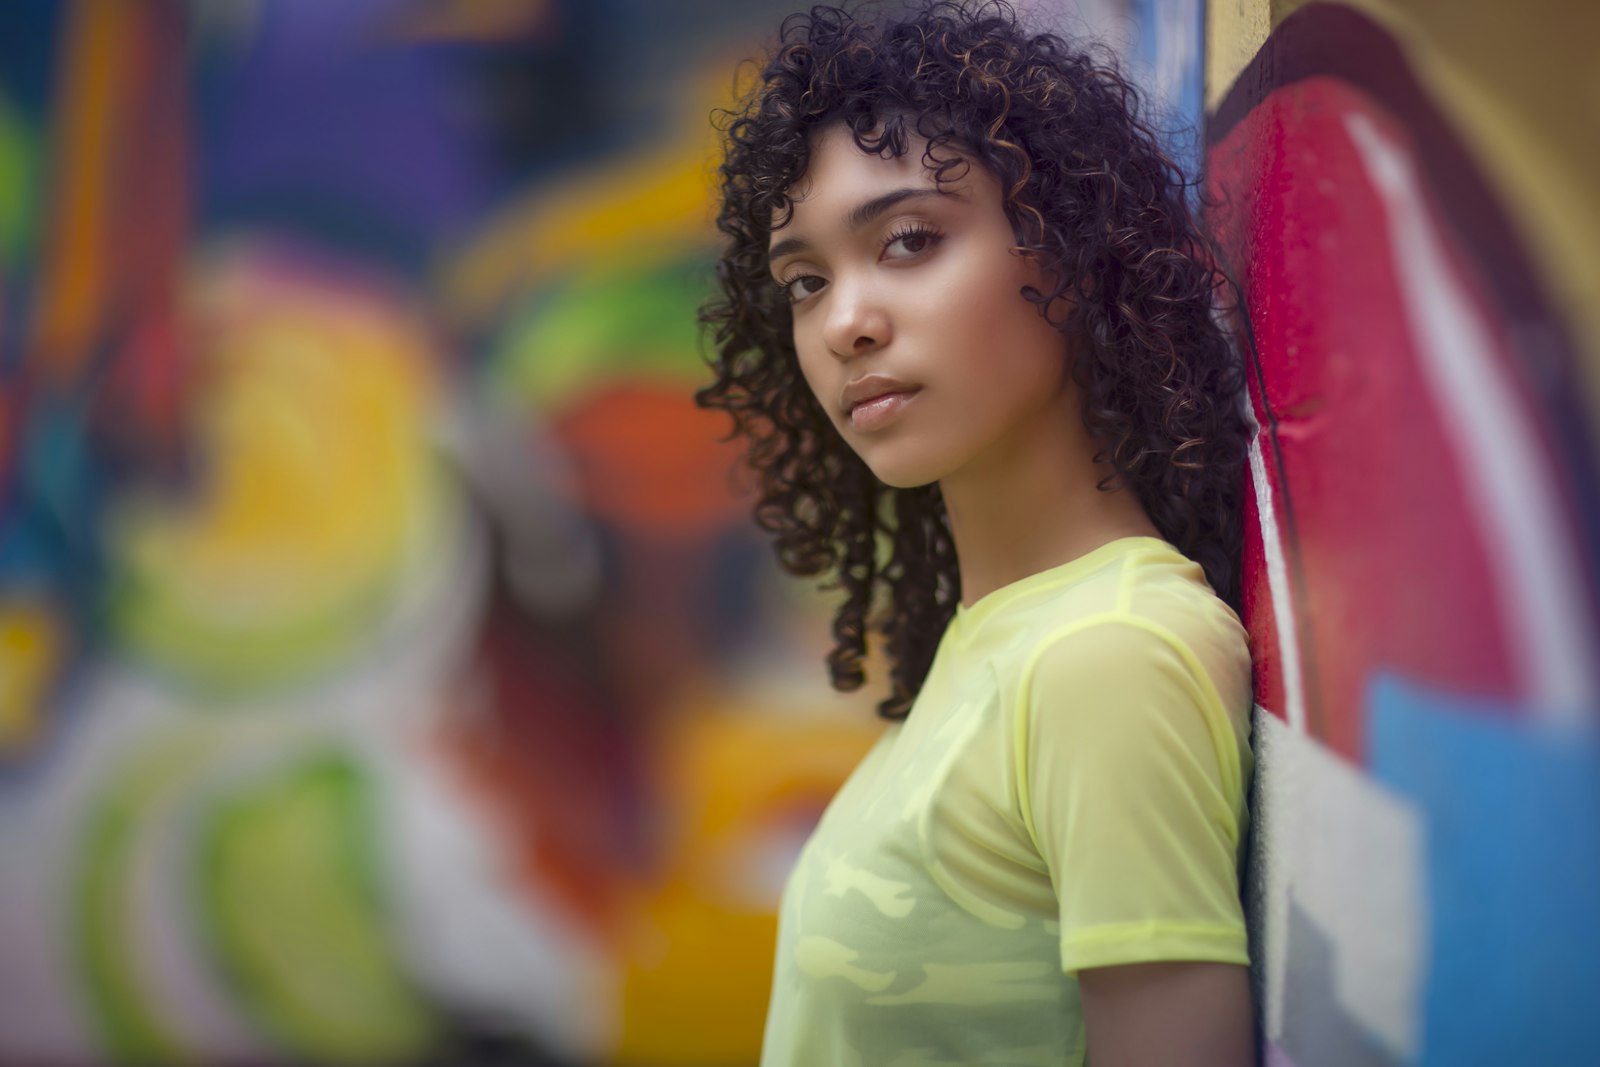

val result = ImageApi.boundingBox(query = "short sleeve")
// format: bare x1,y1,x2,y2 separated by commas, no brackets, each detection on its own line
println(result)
1016,616,1249,975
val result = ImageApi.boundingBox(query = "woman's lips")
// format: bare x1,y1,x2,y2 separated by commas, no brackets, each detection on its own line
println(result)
849,388,921,432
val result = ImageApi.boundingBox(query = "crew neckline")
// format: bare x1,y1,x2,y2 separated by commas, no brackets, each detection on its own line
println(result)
951,535,1176,639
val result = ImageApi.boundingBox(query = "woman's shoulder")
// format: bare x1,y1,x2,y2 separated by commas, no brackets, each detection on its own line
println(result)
1011,540,1244,654
1015,541,1252,717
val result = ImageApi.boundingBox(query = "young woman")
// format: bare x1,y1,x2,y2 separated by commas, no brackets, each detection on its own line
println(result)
697,2,1256,1063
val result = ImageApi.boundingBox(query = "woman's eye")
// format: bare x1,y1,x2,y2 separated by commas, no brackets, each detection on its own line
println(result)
883,228,940,260
780,274,826,302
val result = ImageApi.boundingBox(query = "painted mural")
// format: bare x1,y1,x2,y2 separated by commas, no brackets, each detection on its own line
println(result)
1203,2,1600,1064
3,0,1595,1064
0,2,879,1064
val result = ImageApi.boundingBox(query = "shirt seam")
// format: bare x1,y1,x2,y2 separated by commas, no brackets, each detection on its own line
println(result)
955,537,1172,646
1061,921,1251,974
1011,612,1246,864
1061,919,1246,948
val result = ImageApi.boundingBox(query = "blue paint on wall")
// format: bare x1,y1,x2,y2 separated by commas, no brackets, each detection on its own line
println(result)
1127,0,1204,184
1367,675,1600,1066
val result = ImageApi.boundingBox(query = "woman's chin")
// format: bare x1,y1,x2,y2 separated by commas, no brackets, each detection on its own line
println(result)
860,456,945,491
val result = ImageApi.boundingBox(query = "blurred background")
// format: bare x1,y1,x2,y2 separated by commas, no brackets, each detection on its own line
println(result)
0,1,1595,1065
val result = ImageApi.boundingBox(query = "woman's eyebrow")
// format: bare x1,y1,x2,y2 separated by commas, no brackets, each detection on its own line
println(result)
768,187,957,260
845,186,952,229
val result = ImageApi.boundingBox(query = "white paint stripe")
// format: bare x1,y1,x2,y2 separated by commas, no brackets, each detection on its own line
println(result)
1252,704,1292,1043
1267,710,1428,1061
1246,402,1311,734
1346,111,1599,725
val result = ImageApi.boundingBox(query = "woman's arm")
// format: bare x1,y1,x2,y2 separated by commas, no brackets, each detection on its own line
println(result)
1079,960,1256,1067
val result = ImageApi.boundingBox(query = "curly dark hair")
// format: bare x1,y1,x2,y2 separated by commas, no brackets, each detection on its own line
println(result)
697,0,1250,719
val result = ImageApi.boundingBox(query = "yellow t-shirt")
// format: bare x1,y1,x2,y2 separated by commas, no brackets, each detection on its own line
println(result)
760,536,1253,1067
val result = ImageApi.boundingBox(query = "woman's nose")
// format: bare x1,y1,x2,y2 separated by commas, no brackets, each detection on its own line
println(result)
821,278,891,359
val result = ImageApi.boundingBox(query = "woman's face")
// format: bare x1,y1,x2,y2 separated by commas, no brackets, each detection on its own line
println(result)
768,123,1073,490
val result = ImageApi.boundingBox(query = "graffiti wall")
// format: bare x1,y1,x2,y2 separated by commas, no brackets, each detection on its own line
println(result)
0,2,883,1064
1204,1,1600,1063
4,0,1594,1064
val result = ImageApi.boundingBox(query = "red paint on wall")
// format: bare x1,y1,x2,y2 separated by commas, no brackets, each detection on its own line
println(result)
1208,78,1527,759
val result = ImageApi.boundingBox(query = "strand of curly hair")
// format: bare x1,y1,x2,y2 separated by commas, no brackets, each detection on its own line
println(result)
698,0,1250,720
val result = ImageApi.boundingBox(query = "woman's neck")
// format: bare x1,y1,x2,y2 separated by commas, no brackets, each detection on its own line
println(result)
939,390,1160,608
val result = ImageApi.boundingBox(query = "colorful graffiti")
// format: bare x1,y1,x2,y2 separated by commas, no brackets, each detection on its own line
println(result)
0,1,880,1064
5,0,1594,1064
1205,2,1600,1063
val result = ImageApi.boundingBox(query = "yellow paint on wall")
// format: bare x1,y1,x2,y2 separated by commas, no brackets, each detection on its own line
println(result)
0,599,60,750
441,143,718,331
1203,0,1272,112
